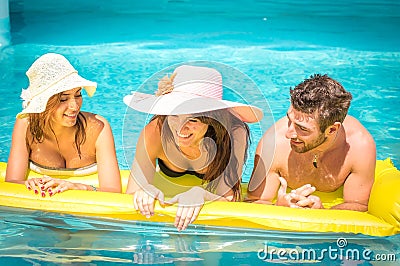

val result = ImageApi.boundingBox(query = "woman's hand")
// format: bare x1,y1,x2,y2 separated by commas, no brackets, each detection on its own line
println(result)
24,176,88,197
166,186,205,231
133,184,165,218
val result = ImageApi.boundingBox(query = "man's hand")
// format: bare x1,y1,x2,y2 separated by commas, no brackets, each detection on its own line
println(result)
292,194,323,209
276,177,323,209
276,177,299,207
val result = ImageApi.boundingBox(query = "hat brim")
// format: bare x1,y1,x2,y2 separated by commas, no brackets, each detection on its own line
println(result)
123,92,263,123
17,73,97,118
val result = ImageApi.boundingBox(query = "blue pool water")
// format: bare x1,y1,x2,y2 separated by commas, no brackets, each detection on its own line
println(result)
1,0,399,170
1,0,400,264
0,206,398,265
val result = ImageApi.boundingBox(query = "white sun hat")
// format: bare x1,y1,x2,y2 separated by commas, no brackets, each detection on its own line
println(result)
17,53,97,118
123,65,263,123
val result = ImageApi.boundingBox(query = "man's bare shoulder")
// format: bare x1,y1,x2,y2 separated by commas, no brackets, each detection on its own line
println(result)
343,115,367,131
261,117,291,148
342,115,375,149
261,117,288,140
258,116,291,168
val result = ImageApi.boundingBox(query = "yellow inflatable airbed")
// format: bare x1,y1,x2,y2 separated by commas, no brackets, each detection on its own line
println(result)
0,159,399,237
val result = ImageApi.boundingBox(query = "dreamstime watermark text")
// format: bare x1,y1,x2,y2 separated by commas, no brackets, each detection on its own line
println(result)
257,238,397,262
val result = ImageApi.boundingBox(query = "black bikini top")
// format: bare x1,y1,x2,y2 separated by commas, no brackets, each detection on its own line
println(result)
158,159,205,179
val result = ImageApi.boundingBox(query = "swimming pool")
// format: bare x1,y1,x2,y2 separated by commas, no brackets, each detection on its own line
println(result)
0,0,399,264
0,205,398,265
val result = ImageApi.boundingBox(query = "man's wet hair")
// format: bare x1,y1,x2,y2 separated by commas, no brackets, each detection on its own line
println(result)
290,74,352,132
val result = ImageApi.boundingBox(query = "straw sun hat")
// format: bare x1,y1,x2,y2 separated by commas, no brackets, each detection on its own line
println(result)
123,65,263,123
17,53,97,118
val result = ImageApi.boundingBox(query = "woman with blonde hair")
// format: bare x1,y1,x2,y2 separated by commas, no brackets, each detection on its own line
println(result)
6,53,121,195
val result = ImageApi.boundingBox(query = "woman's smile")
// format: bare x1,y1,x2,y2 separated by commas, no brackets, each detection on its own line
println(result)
167,114,208,148
176,131,192,139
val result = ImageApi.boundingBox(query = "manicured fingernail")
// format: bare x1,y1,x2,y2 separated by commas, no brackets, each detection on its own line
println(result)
57,190,61,193
49,192,53,196
27,186,31,190
41,192,45,197
41,186,45,190
34,189,38,194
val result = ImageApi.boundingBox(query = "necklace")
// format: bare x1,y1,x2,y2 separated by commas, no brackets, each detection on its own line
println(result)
313,154,318,168
312,129,340,168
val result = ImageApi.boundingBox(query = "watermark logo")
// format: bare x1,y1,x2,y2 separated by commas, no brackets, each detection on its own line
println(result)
336,237,347,248
257,237,397,262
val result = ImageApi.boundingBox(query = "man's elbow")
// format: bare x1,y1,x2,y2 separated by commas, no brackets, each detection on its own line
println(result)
244,191,274,205
331,202,368,212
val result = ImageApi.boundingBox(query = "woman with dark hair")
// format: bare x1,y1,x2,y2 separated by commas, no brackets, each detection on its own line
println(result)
6,53,121,195
123,65,263,231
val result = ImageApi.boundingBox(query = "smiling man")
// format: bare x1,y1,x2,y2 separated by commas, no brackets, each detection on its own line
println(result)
247,74,376,211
